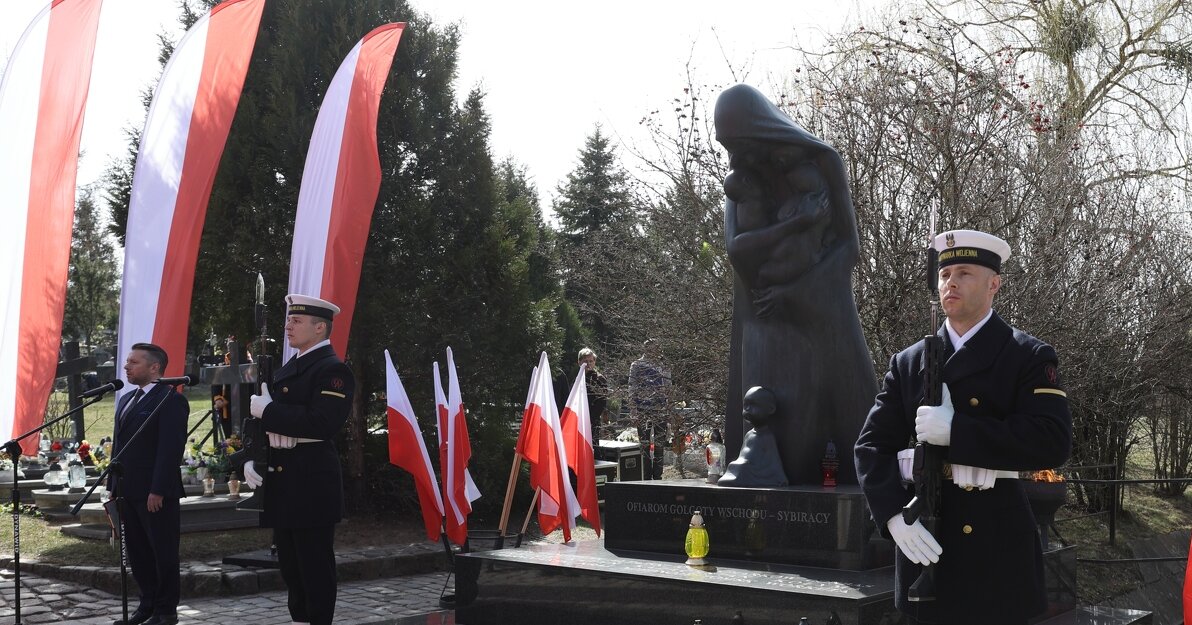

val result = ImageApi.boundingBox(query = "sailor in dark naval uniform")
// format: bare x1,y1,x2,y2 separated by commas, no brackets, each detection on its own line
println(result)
855,229,1071,625
245,294,354,625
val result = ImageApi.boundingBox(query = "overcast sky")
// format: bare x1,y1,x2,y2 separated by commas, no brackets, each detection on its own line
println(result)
2,0,875,209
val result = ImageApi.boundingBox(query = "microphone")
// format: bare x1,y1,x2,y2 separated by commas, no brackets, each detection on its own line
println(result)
79,379,124,399
154,375,195,386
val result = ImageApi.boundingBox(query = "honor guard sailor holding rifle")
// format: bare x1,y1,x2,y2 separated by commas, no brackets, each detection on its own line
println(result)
855,229,1072,625
245,294,355,625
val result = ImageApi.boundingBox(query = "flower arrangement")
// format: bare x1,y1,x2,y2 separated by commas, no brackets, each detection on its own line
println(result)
92,438,111,472
77,440,94,466
182,435,241,482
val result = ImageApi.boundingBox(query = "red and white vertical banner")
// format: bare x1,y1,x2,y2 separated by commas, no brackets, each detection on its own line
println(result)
384,350,444,542
0,0,103,453
284,23,405,361
515,352,579,541
560,364,601,535
116,0,265,384
1184,531,1192,625
433,348,480,546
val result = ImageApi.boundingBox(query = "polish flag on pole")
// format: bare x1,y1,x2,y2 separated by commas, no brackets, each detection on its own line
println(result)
0,0,103,453
115,0,265,386
284,23,405,361
560,364,601,535
515,352,579,541
384,350,444,542
1184,532,1192,625
433,348,480,546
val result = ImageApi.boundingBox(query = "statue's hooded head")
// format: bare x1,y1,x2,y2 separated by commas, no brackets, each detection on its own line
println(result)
714,84,833,157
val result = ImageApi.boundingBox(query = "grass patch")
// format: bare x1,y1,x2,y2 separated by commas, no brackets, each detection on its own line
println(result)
44,386,226,446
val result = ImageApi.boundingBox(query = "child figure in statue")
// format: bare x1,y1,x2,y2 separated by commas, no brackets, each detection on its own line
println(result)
723,159,832,291
717,386,789,487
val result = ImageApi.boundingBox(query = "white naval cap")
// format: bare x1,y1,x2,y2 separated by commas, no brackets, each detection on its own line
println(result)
285,294,340,320
933,229,1011,274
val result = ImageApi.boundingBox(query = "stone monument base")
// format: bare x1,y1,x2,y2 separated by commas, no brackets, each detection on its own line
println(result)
453,539,900,625
451,541,1141,625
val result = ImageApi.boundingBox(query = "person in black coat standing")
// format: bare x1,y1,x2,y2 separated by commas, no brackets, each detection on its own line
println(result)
855,230,1071,625
111,343,188,625
245,294,354,625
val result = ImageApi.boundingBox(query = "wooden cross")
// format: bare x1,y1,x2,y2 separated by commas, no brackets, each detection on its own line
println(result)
55,341,96,442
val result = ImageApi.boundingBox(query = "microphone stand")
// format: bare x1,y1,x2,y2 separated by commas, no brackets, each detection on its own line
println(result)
2,392,110,625
71,389,176,625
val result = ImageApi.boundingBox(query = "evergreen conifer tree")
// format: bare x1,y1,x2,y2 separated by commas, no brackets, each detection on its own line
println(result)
64,189,120,347
552,126,639,355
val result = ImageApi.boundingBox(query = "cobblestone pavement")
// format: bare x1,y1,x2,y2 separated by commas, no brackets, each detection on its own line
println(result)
0,567,453,625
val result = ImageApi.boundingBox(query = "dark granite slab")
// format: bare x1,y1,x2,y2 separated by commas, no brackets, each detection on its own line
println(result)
452,537,1083,625
1035,607,1152,625
222,548,279,569
454,539,901,625
603,479,892,570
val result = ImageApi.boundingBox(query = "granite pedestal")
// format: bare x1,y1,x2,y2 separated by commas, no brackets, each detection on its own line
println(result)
60,492,258,539
453,479,1102,625
454,540,900,625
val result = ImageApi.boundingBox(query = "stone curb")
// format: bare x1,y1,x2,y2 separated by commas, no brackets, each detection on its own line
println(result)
0,542,447,598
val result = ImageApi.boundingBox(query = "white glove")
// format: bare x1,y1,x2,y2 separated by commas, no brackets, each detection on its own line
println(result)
915,382,954,446
887,514,943,565
243,460,264,488
250,383,273,418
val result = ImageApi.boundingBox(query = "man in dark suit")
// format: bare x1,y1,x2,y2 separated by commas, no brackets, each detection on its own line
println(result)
245,294,354,625
855,230,1072,625
111,343,188,625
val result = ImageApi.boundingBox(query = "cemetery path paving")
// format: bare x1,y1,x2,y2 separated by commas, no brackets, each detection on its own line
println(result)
0,567,452,625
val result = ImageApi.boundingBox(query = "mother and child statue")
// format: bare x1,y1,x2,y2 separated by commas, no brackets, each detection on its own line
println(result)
713,83,877,487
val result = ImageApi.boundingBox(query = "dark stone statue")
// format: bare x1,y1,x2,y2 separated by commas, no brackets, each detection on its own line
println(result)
719,386,788,487
716,84,878,486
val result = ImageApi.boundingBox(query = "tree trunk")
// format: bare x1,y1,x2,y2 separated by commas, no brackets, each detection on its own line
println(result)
344,356,368,513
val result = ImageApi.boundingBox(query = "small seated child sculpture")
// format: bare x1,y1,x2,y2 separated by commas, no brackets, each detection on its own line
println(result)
718,386,789,487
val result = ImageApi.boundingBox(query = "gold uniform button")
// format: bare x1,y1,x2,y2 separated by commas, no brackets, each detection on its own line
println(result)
282,387,289,393
275,466,284,472
964,486,973,492
962,524,973,534
969,397,979,407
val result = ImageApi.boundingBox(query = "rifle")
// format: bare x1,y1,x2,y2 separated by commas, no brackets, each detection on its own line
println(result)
901,214,945,602
230,273,272,512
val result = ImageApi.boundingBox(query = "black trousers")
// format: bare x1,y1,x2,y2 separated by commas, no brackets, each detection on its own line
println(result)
122,496,180,617
274,525,337,625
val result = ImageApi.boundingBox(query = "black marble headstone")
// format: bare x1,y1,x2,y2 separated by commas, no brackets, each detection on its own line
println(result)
603,479,892,570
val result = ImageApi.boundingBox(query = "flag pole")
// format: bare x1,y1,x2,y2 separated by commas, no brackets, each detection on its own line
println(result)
519,488,541,536
497,450,523,537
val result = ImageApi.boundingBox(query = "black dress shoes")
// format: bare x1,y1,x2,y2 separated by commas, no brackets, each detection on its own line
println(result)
144,615,179,625
112,609,152,625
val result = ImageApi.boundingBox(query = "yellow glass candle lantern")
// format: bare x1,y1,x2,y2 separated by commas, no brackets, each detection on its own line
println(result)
685,510,710,566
